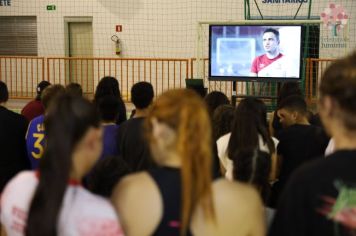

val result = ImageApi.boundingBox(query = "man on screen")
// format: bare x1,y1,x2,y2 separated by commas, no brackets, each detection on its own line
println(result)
250,28,287,77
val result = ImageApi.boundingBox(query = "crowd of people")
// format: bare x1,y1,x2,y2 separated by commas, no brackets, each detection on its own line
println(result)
0,52,356,235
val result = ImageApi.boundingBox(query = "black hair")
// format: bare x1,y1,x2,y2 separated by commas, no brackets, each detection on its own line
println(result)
212,104,234,141
26,94,101,236
131,81,154,109
94,76,127,124
66,83,83,97
263,28,280,42
87,156,131,197
204,91,230,116
36,81,51,100
277,82,302,106
0,81,9,103
98,95,120,122
278,95,307,115
320,52,356,130
227,98,274,203
94,76,121,101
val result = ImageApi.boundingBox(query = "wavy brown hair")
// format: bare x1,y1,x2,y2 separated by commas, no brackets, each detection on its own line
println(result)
145,89,215,235
320,52,356,130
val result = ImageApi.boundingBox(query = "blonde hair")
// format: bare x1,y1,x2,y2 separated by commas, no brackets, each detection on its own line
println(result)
146,89,215,235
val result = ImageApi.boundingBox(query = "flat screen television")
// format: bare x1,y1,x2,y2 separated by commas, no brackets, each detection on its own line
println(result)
209,24,303,82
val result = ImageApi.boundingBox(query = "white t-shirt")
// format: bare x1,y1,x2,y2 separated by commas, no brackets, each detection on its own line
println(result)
217,133,279,180
0,171,124,236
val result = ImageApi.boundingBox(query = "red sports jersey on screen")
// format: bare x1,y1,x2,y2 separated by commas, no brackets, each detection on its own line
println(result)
251,53,284,74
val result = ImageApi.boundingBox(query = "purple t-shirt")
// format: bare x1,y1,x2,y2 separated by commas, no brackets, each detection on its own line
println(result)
100,124,119,159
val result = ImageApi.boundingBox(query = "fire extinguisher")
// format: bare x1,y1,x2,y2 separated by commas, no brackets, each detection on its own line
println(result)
111,35,121,55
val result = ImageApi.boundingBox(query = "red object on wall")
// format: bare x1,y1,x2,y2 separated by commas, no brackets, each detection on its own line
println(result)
116,25,122,32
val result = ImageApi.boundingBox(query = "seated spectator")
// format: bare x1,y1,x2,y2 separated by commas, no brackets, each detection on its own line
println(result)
97,95,120,159
270,95,329,207
0,81,30,192
87,156,131,198
112,89,265,236
94,76,127,125
217,98,278,181
21,81,51,121
65,82,83,97
116,81,156,172
26,85,65,169
1,94,124,236
269,51,356,236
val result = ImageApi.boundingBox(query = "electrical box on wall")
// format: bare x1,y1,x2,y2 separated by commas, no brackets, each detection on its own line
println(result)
116,25,122,32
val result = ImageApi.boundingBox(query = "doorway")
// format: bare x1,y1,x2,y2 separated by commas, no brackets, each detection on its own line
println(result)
65,17,93,96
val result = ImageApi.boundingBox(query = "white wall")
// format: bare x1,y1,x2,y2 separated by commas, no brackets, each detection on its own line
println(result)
1,0,353,59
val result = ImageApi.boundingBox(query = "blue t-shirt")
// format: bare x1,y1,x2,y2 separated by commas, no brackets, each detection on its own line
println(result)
26,115,45,169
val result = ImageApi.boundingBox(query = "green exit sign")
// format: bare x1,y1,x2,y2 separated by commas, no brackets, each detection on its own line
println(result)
46,5,56,11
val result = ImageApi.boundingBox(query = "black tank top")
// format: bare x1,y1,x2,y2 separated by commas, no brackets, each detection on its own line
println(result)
148,167,193,236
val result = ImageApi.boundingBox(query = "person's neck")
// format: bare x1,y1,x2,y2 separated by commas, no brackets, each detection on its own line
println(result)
0,102,6,108
69,153,87,182
158,151,182,168
133,108,149,118
333,129,356,151
266,50,280,59
295,116,310,126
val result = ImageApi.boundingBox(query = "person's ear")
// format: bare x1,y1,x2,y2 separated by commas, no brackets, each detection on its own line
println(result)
151,118,176,146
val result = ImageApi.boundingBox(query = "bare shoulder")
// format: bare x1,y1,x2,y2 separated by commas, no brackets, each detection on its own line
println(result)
111,171,159,208
192,179,265,236
111,171,162,236
213,178,260,202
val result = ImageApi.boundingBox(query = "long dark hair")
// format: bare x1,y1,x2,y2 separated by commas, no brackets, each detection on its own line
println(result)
227,98,274,203
94,76,127,124
26,94,100,236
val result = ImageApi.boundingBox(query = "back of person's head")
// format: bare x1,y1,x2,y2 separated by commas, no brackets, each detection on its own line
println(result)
87,156,131,198
146,88,215,235
97,95,120,122
36,81,51,100
263,28,280,42
278,95,307,116
41,84,66,110
131,81,154,109
26,93,101,236
277,82,302,105
0,81,9,103
319,52,356,130
212,104,234,141
66,82,83,97
204,91,230,115
94,76,121,102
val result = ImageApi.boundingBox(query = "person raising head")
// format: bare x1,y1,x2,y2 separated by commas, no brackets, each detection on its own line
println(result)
1,94,124,236
112,89,265,236
250,28,286,77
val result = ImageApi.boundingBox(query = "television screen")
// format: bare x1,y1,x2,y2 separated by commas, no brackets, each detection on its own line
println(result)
209,25,303,82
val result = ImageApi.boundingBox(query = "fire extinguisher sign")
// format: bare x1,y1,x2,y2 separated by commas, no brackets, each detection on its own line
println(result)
116,25,122,32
